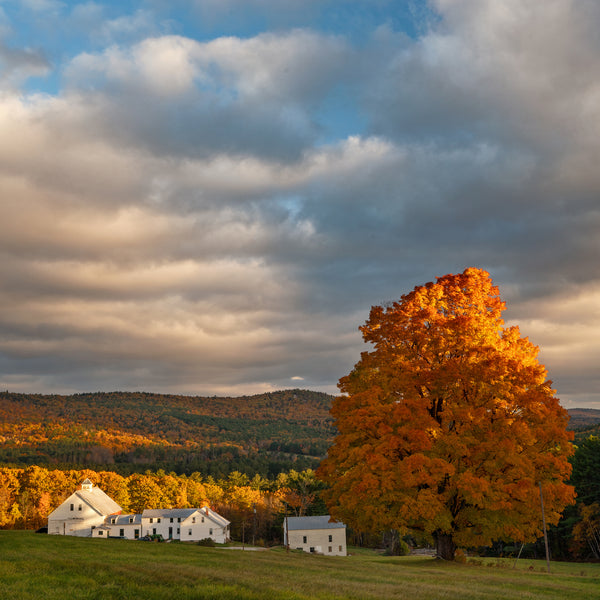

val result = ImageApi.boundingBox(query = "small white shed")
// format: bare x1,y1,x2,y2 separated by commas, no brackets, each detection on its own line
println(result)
283,515,347,556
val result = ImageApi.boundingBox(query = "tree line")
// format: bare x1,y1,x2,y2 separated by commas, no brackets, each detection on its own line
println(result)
0,433,598,559
0,466,327,545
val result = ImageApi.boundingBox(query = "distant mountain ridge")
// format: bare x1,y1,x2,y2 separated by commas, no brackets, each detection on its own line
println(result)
567,407,600,440
0,389,597,476
0,389,335,477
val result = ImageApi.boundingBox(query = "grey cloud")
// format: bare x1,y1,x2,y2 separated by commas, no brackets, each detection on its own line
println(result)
62,32,354,162
1,1,600,406
0,43,50,86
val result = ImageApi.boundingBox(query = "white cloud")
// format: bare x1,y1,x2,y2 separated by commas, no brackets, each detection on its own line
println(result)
18,0,65,13
62,30,353,160
0,1,599,406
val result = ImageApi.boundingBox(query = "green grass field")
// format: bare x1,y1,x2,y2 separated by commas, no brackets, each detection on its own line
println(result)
1,531,599,600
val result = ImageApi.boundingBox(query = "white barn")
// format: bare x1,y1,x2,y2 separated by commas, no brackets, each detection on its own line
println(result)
48,479,230,544
47,479,122,537
284,515,347,556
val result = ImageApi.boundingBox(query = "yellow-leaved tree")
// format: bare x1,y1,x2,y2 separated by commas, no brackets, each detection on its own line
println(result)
318,268,575,560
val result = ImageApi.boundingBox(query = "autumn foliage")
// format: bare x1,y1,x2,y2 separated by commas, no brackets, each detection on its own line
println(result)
0,466,325,544
318,268,575,560
0,389,333,477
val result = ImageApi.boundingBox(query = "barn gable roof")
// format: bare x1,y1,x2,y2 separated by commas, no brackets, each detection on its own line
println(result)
75,483,122,516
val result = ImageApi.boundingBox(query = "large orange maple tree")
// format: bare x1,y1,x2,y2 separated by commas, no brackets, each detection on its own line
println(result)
318,268,575,560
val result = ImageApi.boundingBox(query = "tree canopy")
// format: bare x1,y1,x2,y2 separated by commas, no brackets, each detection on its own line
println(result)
318,268,575,560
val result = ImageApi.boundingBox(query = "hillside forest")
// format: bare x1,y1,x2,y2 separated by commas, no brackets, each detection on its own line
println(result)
0,390,334,477
1,390,600,559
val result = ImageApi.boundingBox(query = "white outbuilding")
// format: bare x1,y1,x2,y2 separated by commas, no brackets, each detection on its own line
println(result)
92,513,142,539
141,506,230,543
47,479,122,537
283,515,347,556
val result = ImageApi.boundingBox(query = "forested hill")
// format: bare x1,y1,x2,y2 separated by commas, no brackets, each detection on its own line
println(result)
0,389,335,478
568,407,600,440
0,389,597,477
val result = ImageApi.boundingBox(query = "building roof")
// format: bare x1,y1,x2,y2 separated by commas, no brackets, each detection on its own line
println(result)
106,514,142,525
202,506,230,527
141,507,230,527
286,516,345,531
75,487,121,516
142,508,198,520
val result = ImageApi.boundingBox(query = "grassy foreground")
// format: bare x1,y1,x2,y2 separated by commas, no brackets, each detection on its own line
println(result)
1,531,599,600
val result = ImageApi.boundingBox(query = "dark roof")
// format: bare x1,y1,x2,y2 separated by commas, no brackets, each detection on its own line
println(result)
142,508,198,519
286,516,345,531
106,514,142,525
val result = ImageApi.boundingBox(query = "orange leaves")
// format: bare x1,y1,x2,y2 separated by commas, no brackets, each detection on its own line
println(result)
319,268,575,556
454,472,490,506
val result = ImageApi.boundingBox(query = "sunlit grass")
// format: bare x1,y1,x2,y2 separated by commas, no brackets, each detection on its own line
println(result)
1,531,599,599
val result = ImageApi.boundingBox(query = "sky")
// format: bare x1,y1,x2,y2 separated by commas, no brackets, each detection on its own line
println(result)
0,0,599,408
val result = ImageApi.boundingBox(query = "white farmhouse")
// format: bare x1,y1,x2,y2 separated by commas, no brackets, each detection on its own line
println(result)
47,479,122,537
283,515,347,556
141,507,230,543
92,514,142,540
91,506,230,543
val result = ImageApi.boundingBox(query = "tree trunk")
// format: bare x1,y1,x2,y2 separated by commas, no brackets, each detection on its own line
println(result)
435,532,456,561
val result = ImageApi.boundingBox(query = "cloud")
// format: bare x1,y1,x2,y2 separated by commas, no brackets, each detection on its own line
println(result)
0,1,599,407
69,5,160,46
62,30,353,161
0,43,50,87
18,0,65,14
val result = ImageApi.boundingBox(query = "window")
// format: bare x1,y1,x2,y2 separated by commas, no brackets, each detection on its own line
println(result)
129,518,133,524
310,547,315,553
177,518,181,523
328,535,332,542
134,529,139,539
70,504,74,511
177,528,180,535
209,528,213,535
201,517,204,523
328,546,332,553
303,536,307,544
111,518,116,524
170,518,174,523
157,518,161,523
78,504,82,511
192,517,196,524
339,545,342,552
99,531,103,536
152,528,157,535
119,529,124,537
188,529,192,536
149,518,153,523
